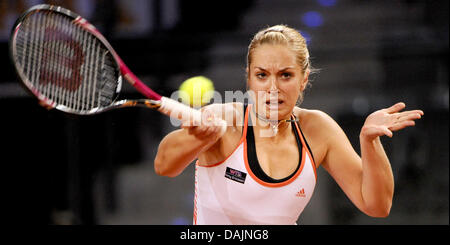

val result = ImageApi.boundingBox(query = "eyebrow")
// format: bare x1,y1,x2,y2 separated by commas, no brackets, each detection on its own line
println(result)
254,66,295,72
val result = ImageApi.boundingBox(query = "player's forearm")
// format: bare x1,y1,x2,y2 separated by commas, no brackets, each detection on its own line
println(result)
154,129,214,177
359,135,394,217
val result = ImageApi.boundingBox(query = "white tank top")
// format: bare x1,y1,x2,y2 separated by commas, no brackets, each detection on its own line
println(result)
193,105,317,225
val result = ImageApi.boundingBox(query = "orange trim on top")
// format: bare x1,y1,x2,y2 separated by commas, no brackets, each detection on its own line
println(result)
242,109,306,188
243,139,306,188
292,116,317,181
196,105,250,168
307,149,317,181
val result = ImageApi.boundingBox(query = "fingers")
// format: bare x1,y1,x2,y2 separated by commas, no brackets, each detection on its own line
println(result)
360,125,393,140
396,111,423,121
180,108,215,127
385,102,406,114
384,103,423,134
186,124,221,140
389,120,416,132
181,109,224,140
384,128,393,138
389,111,422,132
377,126,393,138
385,102,424,116
362,103,424,140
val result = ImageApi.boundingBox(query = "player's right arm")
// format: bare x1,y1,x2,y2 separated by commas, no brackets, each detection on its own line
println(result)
154,103,236,177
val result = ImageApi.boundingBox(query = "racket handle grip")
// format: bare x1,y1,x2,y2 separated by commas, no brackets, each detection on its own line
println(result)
158,97,227,136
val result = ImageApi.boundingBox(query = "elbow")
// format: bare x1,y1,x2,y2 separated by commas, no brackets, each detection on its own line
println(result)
367,208,391,218
153,134,183,178
154,160,166,176
154,155,179,178
154,142,173,177
154,155,169,177
153,157,164,176
364,200,392,218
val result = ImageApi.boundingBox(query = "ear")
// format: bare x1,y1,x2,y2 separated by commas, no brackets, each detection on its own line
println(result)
300,70,310,91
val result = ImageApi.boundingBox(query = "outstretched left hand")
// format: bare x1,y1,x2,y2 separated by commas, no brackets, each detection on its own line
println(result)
360,102,424,140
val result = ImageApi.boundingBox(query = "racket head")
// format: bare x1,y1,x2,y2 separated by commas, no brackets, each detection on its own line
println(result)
9,4,122,115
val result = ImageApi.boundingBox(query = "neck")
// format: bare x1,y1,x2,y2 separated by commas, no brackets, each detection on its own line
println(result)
250,105,296,137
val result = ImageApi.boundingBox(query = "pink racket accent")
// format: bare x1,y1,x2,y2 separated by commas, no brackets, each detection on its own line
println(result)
75,16,162,101
118,60,162,101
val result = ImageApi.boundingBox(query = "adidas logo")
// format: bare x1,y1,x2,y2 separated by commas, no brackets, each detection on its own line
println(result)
296,188,306,197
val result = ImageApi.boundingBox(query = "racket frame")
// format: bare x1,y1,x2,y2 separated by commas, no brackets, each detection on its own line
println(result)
9,4,164,115
9,4,227,135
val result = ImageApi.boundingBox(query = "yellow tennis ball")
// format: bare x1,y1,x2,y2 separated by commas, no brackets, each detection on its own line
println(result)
179,76,214,107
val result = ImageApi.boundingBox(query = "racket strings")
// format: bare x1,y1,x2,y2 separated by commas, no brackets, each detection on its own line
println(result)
14,10,119,113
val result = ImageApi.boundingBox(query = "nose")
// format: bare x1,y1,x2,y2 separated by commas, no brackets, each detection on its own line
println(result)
268,77,278,93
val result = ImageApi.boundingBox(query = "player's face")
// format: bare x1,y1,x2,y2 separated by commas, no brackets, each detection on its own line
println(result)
248,44,307,120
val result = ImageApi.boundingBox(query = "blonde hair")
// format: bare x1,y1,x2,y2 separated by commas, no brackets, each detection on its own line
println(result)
247,24,311,74
246,25,316,105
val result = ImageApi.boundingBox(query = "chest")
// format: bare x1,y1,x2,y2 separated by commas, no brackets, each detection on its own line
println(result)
195,142,317,224
253,131,300,180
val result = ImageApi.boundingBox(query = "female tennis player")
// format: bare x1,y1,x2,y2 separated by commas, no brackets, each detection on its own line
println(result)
154,25,424,225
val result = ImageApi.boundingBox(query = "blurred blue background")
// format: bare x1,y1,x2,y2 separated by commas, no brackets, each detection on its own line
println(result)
0,0,448,225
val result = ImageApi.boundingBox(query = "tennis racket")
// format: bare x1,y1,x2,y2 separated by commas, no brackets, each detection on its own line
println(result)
9,4,226,132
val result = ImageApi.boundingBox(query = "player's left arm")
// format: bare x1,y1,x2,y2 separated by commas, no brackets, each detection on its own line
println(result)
320,102,423,217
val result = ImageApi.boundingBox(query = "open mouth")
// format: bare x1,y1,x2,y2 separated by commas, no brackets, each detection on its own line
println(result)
265,99,284,105
265,99,284,109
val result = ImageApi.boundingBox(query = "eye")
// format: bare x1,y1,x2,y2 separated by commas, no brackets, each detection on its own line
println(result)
256,72,267,79
281,72,292,79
